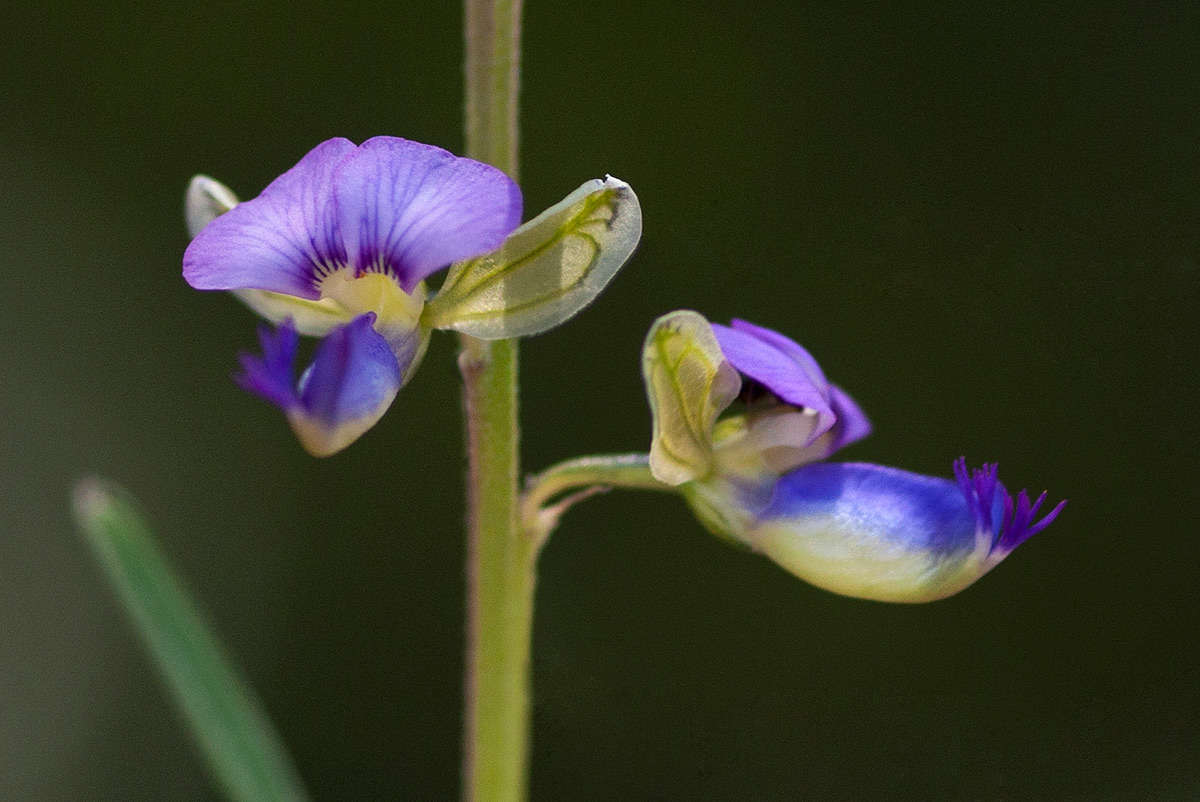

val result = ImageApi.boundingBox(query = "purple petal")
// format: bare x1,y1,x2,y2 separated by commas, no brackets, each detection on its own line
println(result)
729,319,830,388
1007,492,1067,548
711,322,836,439
951,458,1068,554
333,136,523,292
184,138,355,298
828,384,872,451
235,320,301,410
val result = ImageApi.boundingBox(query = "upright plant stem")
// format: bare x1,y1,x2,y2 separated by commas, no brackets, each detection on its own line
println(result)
460,1,529,800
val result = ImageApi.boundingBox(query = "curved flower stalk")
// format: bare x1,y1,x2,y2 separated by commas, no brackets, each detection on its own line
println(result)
184,136,641,455
638,310,1065,603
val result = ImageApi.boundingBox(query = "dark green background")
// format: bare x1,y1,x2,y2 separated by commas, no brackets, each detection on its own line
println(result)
3,2,1197,799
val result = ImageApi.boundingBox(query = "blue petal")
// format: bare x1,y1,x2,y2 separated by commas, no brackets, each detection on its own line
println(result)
235,314,404,456
288,314,403,456
333,136,523,292
750,461,989,602
763,462,985,555
184,138,355,298
747,461,1064,602
297,313,402,426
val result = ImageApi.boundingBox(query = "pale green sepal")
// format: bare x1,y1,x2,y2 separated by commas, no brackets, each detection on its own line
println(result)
232,290,355,337
185,174,239,237
422,176,642,338
642,310,741,486
390,321,432,386
680,478,760,549
72,479,309,802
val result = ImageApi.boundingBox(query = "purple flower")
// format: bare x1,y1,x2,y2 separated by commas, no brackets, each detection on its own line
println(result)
183,137,522,455
641,311,1065,602
185,137,521,298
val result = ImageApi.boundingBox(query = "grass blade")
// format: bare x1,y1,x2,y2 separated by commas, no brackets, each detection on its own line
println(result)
72,478,308,802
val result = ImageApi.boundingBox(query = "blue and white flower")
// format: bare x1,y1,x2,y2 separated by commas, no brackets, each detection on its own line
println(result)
642,310,1065,602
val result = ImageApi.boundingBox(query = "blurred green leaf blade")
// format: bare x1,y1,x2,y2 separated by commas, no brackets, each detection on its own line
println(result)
72,478,308,802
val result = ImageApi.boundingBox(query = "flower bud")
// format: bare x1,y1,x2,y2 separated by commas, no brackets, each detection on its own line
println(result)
184,175,238,237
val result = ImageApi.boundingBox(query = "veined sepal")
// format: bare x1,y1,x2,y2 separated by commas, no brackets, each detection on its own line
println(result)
641,311,741,486
422,176,642,338
679,476,764,550
231,290,357,337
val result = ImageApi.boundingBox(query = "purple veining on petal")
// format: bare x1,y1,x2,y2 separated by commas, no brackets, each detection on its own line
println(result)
184,138,356,298
185,136,522,301
333,136,523,292
235,319,301,410
952,458,1066,554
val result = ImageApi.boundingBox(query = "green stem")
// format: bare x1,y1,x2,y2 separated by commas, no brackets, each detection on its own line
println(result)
464,0,521,172
461,1,528,800
458,337,531,802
